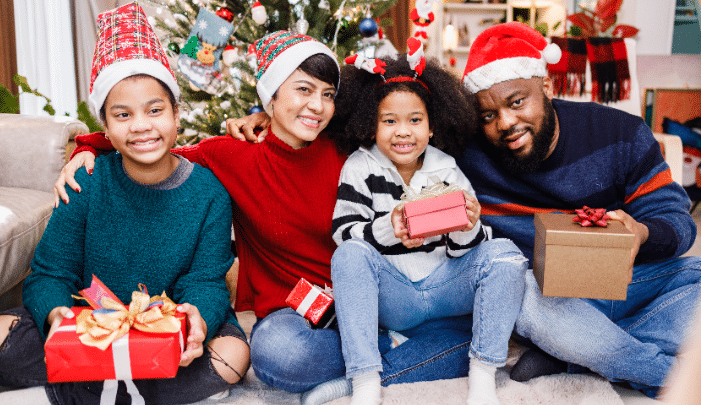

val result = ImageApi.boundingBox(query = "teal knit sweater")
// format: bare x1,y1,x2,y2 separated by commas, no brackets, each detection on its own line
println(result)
24,153,237,342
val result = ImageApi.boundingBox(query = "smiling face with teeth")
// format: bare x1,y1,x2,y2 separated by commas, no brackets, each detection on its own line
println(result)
374,90,433,185
268,69,336,149
103,75,180,184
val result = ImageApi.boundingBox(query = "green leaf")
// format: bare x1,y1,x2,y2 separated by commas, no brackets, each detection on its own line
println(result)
43,103,56,115
0,85,20,114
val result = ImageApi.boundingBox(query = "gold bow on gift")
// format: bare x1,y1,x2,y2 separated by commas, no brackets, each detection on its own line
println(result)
75,288,182,351
398,175,462,210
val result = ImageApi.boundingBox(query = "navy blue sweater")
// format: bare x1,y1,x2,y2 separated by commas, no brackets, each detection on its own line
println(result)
458,98,695,265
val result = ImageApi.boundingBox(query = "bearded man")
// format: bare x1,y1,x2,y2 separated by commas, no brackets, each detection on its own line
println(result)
458,22,701,399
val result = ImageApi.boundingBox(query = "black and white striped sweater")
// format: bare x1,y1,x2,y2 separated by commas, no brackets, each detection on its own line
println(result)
332,145,488,282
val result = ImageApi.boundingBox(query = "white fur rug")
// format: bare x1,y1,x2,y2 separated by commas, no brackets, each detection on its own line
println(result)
186,365,624,405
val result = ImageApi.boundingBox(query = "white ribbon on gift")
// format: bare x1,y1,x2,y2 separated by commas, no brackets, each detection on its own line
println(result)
295,286,322,317
56,322,186,405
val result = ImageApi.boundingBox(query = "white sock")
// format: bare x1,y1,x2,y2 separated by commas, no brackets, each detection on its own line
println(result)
350,371,382,405
466,358,500,405
301,376,351,405
0,387,51,405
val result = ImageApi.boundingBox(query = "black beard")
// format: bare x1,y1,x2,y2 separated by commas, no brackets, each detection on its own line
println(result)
488,97,557,174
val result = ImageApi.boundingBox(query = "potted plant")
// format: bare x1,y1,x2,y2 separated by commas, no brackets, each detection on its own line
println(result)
567,0,639,38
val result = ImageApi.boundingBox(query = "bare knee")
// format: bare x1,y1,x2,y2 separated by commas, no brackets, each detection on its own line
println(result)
208,335,250,384
0,315,19,349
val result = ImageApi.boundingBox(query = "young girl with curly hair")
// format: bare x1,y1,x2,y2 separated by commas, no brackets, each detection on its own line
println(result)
330,49,528,405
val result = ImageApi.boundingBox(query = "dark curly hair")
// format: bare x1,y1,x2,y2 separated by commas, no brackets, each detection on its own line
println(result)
327,55,478,158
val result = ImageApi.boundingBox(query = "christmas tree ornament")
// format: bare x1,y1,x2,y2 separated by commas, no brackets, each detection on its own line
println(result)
177,8,234,94
248,105,264,114
358,17,378,38
168,42,181,55
318,0,330,10
215,7,234,23
222,45,238,66
296,16,309,35
251,1,268,25
288,0,300,4
410,0,435,39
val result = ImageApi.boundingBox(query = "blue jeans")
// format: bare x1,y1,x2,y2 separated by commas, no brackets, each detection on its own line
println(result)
514,256,701,398
331,238,527,379
250,308,476,392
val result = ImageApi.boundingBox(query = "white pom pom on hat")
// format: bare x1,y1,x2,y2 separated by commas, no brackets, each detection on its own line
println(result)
462,22,562,93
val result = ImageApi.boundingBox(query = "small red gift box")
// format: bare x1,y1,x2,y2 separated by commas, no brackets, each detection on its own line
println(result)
285,278,335,328
403,191,469,238
46,307,186,383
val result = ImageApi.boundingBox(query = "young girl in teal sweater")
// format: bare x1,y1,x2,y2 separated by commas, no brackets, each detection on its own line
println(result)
0,4,249,404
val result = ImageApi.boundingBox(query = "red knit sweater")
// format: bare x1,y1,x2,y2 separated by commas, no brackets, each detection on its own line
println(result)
73,130,347,318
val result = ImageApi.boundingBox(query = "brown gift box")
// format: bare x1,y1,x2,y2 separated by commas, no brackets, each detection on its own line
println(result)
533,212,635,300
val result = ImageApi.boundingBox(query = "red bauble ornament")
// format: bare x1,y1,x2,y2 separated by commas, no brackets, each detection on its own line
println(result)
449,57,456,67
216,7,234,23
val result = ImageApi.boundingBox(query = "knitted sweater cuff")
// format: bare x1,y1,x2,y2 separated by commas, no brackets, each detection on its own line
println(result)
636,218,677,263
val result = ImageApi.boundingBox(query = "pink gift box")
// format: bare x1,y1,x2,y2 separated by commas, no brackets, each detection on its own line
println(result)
285,278,335,328
403,191,469,238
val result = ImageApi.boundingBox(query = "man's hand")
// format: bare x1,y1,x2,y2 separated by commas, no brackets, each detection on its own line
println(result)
392,205,425,248
177,303,207,367
463,192,481,232
225,112,271,143
53,151,95,207
606,209,649,282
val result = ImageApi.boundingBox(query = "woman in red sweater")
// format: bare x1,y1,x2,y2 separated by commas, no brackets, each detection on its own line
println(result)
55,31,474,405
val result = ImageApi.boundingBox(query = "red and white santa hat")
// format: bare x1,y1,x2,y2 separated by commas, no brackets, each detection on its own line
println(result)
88,3,179,119
462,22,561,93
253,30,338,115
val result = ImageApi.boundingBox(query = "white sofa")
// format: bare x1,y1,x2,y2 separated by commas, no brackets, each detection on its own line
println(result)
0,114,88,310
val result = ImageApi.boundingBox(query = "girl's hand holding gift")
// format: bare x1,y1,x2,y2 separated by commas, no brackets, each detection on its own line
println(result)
177,303,207,367
463,192,481,232
45,306,74,343
392,204,425,249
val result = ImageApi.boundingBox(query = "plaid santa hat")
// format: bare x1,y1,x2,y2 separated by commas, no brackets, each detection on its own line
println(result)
88,2,179,119
252,30,338,115
462,22,561,93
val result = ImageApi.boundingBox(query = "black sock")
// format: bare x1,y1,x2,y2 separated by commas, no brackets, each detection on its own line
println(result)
510,348,567,382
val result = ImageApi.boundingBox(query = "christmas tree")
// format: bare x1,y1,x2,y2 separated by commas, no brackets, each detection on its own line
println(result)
145,0,397,145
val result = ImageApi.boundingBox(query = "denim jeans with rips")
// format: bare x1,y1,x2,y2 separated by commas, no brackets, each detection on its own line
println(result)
514,256,701,398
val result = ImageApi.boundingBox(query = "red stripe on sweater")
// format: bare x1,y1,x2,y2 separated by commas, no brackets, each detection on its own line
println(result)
625,169,673,204
482,203,575,216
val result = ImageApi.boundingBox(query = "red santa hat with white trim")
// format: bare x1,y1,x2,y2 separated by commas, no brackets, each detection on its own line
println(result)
462,22,561,93
88,3,179,120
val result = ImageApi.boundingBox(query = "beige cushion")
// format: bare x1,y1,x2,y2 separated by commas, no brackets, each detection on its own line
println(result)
0,187,53,296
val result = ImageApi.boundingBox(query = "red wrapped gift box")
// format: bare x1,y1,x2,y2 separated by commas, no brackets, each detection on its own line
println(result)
403,191,469,238
285,278,335,328
45,307,186,383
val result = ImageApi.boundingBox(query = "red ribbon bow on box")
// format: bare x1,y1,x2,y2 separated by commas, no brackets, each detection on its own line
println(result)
572,206,611,227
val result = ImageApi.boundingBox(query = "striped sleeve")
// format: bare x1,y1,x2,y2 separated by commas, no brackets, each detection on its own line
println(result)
331,155,399,251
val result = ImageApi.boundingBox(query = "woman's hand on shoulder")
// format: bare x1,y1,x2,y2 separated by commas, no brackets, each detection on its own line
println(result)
54,151,96,208
177,303,207,367
225,111,271,143
392,205,425,249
